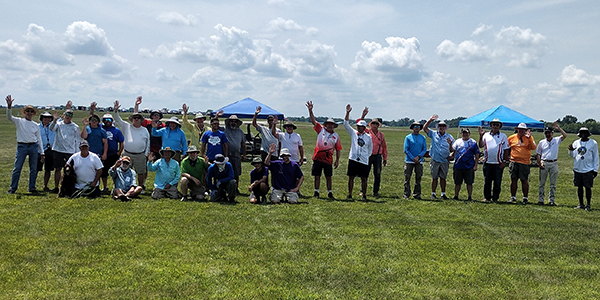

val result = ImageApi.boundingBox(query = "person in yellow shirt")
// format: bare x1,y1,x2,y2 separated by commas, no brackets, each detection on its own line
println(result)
181,104,207,148
507,123,536,204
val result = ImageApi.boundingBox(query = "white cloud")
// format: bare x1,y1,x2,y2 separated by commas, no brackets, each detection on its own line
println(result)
155,12,198,26
472,24,493,36
559,65,600,86
156,68,179,82
265,17,317,36
23,24,74,66
91,54,136,79
283,40,347,83
352,37,424,82
436,39,491,62
64,21,114,56
437,25,547,68
23,74,58,91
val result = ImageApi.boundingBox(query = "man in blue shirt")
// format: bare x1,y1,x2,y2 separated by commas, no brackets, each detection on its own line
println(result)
423,115,455,200
449,128,480,201
404,122,427,199
38,111,56,192
151,117,187,162
206,154,236,202
100,114,124,193
265,144,304,204
201,118,229,163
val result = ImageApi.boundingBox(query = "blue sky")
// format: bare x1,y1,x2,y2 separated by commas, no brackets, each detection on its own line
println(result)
1,0,599,122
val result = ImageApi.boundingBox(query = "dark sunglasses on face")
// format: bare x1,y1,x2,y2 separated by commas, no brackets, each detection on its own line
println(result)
90,119,99,122
122,161,130,164
25,110,35,113
103,118,113,122
65,113,74,117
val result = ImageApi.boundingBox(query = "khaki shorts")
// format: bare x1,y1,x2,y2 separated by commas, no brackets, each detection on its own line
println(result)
430,160,449,180
124,151,147,174
271,189,299,203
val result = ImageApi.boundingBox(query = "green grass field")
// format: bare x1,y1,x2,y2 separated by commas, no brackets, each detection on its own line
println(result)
1,109,599,299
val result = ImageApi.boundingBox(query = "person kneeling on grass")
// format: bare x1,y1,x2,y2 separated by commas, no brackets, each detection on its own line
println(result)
206,154,237,202
180,145,209,201
109,156,142,202
249,157,269,204
265,144,304,204
147,147,181,199
67,140,103,198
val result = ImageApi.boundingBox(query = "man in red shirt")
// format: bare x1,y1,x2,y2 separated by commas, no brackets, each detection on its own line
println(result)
306,101,341,199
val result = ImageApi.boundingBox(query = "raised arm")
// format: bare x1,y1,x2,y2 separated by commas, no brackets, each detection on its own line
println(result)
344,104,352,121
553,122,568,141
252,106,261,129
478,126,485,148
5,95,14,121
265,143,276,166
360,106,368,120
423,114,438,135
89,102,97,116
133,96,142,114
306,101,317,126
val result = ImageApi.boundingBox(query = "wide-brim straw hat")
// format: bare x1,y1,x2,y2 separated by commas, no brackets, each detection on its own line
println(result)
489,118,503,128
214,154,229,165
129,112,143,121
225,115,243,125
323,118,338,128
283,120,297,129
410,122,422,129
187,145,200,153
251,157,263,165
20,105,38,116
165,116,181,126
193,112,206,120
159,147,176,156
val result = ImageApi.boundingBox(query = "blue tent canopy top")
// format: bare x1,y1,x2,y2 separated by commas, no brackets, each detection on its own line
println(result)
212,97,284,120
459,105,544,129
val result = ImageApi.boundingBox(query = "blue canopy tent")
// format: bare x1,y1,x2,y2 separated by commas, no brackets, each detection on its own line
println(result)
212,97,284,120
459,105,544,129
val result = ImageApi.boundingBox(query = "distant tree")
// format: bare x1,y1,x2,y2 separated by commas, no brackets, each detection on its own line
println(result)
560,115,578,124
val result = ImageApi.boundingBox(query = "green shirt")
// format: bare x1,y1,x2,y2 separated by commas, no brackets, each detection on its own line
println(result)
180,156,209,184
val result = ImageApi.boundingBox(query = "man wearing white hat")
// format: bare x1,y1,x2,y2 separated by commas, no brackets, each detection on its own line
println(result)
152,116,187,162
306,101,342,199
568,127,599,211
114,100,150,190
343,104,373,200
265,144,304,204
424,114,455,200
507,122,536,204
5,95,45,194
38,111,56,192
50,101,81,193
67,140,104,198
478,118,510,202
206,154,237,202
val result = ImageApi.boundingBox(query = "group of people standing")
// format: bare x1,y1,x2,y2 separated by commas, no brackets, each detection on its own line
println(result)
6,95,598,209
401,115,598,210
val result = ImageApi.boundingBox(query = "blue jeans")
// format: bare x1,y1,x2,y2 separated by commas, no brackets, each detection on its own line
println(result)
10,143,39,192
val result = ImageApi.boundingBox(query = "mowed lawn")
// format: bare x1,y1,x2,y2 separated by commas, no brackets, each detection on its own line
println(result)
1,110,599,299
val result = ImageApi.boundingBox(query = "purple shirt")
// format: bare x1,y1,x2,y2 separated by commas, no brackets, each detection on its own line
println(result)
269,160,303,191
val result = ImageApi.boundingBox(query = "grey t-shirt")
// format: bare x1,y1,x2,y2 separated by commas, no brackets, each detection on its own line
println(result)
224,127,245,158
257,125,280,154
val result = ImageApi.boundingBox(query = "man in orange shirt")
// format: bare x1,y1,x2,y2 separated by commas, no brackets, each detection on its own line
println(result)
507,123,536,204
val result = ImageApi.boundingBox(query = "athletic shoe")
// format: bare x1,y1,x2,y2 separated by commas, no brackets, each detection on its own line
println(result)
585,205,591,211
102,187,110,195
119,195,131,202
441,194,449,200
403,195,409,200
536,201,544,205
313,191,320,198
28,189,39,194
467,197,474,201
414,195,422,200
522,199,529,205
7,190,15,194
328,192,334,199
346,195,352,200
548,202,557,206
373,193,381,198
180,195,189,202
49,187,59,194
508,197,516,203
43,187,50,192
431,194,437,200
452,196,459,200
482,198,490,203
574,205,585,209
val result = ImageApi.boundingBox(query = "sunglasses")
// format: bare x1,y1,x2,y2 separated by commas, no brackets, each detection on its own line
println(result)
24,110,35,113
90,119,100,122
103,118,113,122
131,116,142,120
122,161,130,164
65,113,74,117
211,122,219,125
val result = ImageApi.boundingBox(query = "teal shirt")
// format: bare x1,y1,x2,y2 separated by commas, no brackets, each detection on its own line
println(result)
147,158,181,188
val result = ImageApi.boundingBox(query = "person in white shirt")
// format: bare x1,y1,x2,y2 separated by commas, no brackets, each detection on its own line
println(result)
535,122,567,206
343,104,373,201
568,127,599,211
50,101,81,193
67,140,104,198
478,118,510,203
114,100,150,189
6,95,45,194
278,121,304,165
